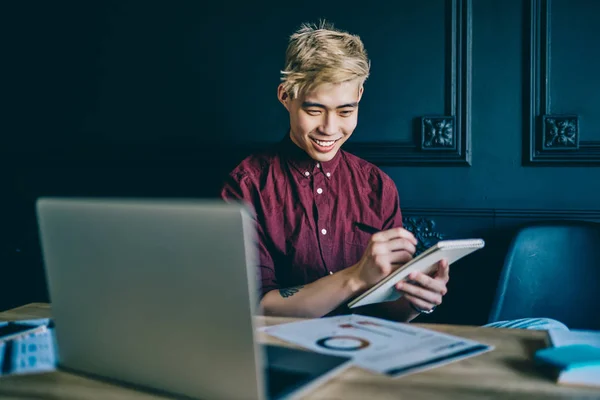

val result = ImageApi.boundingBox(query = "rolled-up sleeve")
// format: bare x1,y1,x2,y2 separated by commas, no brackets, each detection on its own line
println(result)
220,172,279,299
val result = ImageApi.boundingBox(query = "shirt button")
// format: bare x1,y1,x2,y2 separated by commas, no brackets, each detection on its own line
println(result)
321,229,327,235
317,188,323,194
316,163,321,168
326,172,331,178
304,171,310,177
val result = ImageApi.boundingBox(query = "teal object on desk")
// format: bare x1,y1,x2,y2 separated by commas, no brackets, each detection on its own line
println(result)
535,344,600,388
535,344,600,369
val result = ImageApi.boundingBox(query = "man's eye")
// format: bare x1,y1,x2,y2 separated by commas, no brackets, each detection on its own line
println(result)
339,110,354,117
306,109,321,116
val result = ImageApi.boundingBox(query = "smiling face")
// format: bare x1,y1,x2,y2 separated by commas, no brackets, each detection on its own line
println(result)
278,79,364,162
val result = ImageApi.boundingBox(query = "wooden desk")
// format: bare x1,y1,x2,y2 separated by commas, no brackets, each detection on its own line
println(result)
1,303,599,399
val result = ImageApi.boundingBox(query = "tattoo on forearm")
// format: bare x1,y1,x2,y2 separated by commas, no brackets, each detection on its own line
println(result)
279,285,304,298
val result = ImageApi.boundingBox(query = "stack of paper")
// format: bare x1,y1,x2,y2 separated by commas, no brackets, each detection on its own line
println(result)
0,319,57,376
548,329,600,348
261,315,493,378
535,329,600,388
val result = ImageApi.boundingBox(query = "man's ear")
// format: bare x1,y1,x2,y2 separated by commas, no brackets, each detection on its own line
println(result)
277,84,291,111
357,85,364,103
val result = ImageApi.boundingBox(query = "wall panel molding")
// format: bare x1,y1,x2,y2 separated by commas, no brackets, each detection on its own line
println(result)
403,207,600,221
346,0,472,166
6,0,472,168
526,0,600,165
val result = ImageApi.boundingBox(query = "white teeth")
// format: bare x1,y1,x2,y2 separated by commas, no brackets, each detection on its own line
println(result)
315,139,335,147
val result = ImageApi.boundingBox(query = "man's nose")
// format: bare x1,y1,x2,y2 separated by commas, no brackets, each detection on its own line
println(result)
320,114,339,136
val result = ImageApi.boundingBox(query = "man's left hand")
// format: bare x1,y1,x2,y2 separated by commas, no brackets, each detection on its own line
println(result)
395,259,449,313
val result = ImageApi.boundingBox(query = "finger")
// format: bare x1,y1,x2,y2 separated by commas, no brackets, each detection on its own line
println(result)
370,252,413,274
396,280,443,306
371,238,416,256
372,227,417,245
435,259,450,281
389,237,416,255
407,271,447,294
403,294,437,312
389,251,413,266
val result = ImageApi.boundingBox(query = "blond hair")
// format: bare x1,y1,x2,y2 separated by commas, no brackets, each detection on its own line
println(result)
280,20,370,98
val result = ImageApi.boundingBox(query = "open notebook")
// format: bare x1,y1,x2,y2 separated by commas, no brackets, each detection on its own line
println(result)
348,239,485,308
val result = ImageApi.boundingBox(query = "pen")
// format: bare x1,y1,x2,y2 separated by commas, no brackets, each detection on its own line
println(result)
354,222,380,234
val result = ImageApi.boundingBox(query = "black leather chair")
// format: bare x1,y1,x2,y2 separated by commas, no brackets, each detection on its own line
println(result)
488,221,600,330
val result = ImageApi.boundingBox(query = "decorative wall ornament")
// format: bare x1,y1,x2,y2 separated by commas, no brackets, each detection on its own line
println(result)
526,0,599,164
402,216,445,256
421,116,457,150
542,115,579,150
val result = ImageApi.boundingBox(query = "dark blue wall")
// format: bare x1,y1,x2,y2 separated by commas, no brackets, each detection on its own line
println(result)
3,0,600,325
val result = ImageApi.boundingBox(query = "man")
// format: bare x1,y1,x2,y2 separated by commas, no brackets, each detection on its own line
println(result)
221,20,446,322
220,21,567,330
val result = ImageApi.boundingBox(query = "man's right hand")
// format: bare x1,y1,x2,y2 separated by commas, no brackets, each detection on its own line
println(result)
352,227,417,290
260,227,418,319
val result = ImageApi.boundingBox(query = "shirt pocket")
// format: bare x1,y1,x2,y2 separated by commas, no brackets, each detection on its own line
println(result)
343,229,373,267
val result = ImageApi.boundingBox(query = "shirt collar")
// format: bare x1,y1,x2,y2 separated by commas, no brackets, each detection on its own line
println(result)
280,133,342,179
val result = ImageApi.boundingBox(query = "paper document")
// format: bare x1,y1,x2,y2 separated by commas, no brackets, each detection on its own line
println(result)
261,315,493,378
548,329,600,347
0,319,57,376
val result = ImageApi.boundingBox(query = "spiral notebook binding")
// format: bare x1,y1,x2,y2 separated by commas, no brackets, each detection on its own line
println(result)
437,239,485,249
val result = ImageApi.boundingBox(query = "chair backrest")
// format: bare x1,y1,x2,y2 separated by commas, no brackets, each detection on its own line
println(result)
488,220,600,330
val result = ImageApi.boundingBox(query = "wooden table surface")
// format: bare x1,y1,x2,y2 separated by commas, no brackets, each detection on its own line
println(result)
1,303,599,399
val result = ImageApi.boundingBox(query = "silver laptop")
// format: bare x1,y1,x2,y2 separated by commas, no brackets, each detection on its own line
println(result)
36,198,351,400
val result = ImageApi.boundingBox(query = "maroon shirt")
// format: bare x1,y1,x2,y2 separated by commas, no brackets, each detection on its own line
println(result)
221,135,403,298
